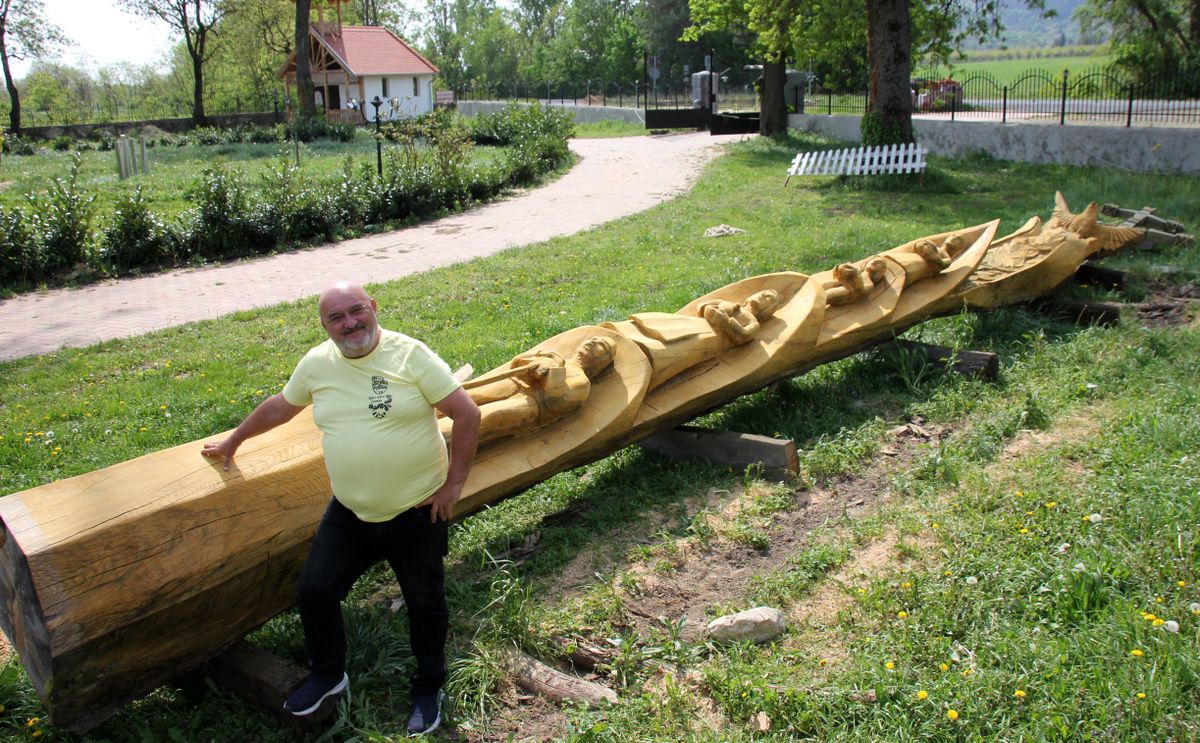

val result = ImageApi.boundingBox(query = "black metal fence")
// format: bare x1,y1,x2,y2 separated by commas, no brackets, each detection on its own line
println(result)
797,65,1199,127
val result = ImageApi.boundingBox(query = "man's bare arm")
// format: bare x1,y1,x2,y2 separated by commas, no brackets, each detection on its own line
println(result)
422,387,481,522
201,393,306,471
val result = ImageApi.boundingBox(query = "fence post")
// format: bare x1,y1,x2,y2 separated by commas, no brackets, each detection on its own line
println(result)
827,91,832,115
950,90,956,122
1002,86,1008,124
1059,69,1068,126
1126,84,1134,128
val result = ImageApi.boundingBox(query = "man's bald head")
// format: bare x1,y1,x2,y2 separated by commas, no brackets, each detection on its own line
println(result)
318,281,381,358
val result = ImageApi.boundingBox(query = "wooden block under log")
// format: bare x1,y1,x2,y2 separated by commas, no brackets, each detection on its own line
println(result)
640,426,799,477
1074,263,1127,291
204,640,335,732
1033,299,1122,327
889,340,999,381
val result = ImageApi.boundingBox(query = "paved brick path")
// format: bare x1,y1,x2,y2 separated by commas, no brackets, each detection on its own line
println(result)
1,132,746,363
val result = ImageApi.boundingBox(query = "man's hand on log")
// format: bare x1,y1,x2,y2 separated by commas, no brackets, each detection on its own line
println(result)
201,439,239,471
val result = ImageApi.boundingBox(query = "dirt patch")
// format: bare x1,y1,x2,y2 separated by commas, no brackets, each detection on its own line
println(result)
453,687,570,742
0,180,12,191
605,420,949,641
1137,279,1200,327
1000,406,1109,464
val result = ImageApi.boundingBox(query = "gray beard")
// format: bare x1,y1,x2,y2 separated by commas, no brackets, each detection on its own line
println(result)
334,326,378,358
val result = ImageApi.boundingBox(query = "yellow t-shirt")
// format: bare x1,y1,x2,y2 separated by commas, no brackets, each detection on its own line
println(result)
282,329,461,522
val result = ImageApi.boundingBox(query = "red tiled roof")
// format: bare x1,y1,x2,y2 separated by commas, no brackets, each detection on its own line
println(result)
317,25,439,76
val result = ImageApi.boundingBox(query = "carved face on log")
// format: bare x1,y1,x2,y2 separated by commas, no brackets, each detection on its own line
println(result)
744,289,780,320
574,336,617,379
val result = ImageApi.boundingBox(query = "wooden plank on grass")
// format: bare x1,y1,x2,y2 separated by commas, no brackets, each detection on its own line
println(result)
641,426,799,476
890,340,999,381
205,640,335,732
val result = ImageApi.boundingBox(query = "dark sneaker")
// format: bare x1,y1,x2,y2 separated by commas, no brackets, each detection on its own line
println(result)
283,672,349,716
406,690,445,736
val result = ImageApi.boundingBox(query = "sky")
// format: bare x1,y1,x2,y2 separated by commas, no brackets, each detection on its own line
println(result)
11,0,177,78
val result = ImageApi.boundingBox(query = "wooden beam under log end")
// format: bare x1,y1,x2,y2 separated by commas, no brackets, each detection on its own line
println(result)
204,641,335,733
889,340,999,381
640,427,799,478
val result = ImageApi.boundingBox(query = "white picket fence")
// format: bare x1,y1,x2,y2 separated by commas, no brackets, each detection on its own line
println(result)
785,142,926,185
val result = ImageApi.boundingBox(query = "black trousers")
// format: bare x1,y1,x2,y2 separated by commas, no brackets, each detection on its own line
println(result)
296,497,449,697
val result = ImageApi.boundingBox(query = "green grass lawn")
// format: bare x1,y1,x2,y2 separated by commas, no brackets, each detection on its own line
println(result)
0,129,507,220
0,134,1198,741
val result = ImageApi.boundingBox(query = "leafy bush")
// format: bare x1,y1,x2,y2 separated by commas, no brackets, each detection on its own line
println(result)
51,134,74,151
0,205,43,288
258,156,336,243
28,153,95,275
2,132,38,155
469,103,575,147
100,186,176,272
188,163,271,259
190,126,224,146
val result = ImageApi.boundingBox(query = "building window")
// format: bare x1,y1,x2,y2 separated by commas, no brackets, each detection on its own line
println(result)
382,77,389,97
413,76,419,96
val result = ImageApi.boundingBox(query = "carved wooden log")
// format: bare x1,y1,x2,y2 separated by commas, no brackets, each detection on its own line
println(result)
0,199,1162,731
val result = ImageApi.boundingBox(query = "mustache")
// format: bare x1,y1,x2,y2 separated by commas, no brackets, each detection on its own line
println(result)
342,323,368,336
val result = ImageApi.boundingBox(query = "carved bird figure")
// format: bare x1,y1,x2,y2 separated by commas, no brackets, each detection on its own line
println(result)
1051,191,1144,254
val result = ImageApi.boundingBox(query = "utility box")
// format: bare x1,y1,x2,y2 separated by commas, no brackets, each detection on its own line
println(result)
692,71,719,112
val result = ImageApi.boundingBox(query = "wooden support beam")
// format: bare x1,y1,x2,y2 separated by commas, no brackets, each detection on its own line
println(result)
1138,228,1195,251
889,339,999,381
205,641,335,733
640,426,799,477
1033,299,1122,327
1074,262,1128,291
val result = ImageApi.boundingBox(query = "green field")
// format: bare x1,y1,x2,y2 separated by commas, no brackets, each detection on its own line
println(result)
919,51,1113,87
1,134,1198,741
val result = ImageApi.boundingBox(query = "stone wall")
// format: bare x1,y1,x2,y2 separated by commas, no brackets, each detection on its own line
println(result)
787,113,1200,175
456,100,646,125
21,112,281,141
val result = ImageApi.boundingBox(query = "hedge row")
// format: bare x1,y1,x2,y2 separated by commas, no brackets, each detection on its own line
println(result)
1,118,357,156
0,106,573,292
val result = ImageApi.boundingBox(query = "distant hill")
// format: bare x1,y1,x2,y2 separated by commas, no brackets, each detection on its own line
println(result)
965,0,1099,49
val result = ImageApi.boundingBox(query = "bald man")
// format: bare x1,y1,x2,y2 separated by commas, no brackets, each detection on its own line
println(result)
202,281,480,734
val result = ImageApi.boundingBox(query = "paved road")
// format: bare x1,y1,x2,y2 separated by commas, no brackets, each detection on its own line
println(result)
1,132,747,363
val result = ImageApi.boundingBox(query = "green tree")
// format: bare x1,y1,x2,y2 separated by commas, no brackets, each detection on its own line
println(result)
0,0,65,133
687,0,801,134
1076,0,1199,79
118,0,239,125
295,0,316,118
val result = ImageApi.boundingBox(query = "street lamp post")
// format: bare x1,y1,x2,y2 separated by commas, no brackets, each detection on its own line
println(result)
371,95,383,177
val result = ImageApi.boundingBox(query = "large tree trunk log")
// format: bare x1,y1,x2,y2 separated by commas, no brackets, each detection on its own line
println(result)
0,207,1154,732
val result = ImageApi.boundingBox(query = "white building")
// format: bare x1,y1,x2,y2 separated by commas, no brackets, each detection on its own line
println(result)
279,21,440,124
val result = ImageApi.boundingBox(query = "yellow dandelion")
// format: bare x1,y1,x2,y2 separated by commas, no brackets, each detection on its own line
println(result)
1153,618,1165,627
1156,596,1164,604
931,522,940,529
1025,511,1034,516
885,661,895,670
962,668,974,677
1020,528,1029,534
32,733,42,739
897,611,908,619
1016,490,1023,497
940,663,950,672
902,582,913,588
1143,613,1157,621
160,404,168,410
139,426,147,432
1014,689,1026,699
917,690,928,700
1045,501,1057,509
1179,581,1188,588
1131,649,1144,657
947,709,959,721
1136,692,1146,700
818,658,827,667
26,718,39,727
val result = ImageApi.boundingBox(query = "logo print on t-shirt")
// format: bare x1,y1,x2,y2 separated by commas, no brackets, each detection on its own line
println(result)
368,376,393,418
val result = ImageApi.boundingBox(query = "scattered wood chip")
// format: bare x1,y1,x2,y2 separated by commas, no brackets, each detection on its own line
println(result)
880,445,899,456
704,224,746,238
752,711,772,732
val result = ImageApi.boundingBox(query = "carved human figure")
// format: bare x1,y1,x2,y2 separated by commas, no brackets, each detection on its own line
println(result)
606,289,781,389
825,257,887,306
458,336,617,445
